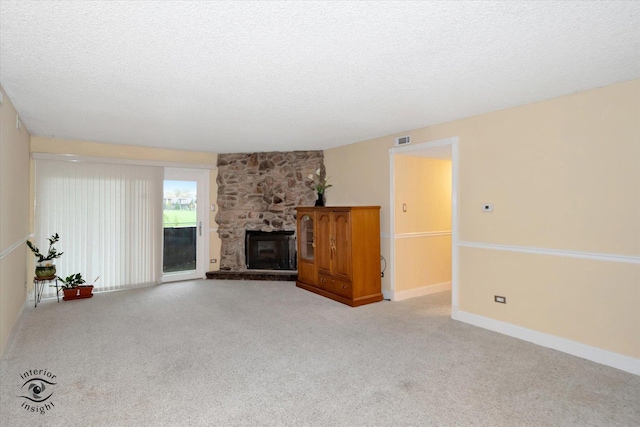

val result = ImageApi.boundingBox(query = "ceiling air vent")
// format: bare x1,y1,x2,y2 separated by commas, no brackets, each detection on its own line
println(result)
394,135,411,146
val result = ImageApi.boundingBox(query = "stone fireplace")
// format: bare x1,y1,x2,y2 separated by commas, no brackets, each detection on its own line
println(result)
215,151,323,272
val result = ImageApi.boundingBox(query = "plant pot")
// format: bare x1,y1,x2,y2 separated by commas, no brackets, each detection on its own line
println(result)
314,192,325,207
35,264,56,279
63,285,94,301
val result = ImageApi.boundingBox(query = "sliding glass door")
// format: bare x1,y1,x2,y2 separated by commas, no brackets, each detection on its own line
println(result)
162,168,209,282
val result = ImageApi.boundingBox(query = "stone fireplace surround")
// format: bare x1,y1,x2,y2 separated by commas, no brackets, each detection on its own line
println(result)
213,151,324,274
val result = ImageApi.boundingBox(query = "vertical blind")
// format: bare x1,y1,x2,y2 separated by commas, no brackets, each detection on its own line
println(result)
35,159,163,297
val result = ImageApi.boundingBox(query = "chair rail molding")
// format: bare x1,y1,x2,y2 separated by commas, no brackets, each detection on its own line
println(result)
458,241,640,264
0,234,33,261
395,230,452,239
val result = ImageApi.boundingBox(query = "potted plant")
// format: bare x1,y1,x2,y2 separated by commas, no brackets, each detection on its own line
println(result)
58,273,95,300
26,233,64,279
308,168,332,207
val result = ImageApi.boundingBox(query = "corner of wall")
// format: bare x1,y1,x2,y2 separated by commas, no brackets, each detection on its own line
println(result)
0,86,31,357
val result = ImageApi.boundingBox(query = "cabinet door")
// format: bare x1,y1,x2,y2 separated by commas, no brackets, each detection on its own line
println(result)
299,214,315,262
332,211,352,280
297,212,316,285
316,211,332,275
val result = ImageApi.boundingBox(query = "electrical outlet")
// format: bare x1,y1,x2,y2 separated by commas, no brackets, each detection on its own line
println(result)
210,259,217,263
494,295,506,304
381,272,384,278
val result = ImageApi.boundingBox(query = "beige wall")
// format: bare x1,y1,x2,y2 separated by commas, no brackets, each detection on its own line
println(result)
460,247,639,357
394,156,452,292
30,137,221,272
0,86,31,356
394,156,451,234
323,134,392,289
325,79,640,359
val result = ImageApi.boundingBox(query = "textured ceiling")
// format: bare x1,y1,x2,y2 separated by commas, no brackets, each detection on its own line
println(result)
1,1,638,153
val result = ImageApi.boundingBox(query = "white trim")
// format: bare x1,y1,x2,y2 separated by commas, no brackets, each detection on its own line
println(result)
451,141,459,308
202,171,211,278
458,241,640,265
455,309,640,376
395,230,451,239
388,150,396,296
390,281,451,301
32,152,217,170
0,234,33,260
380,232,391,239
451,305,460,320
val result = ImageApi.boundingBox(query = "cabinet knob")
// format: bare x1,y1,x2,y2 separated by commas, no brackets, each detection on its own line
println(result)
342,284,347,290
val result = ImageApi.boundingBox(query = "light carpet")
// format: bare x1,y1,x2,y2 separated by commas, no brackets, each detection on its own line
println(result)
1,280,639,426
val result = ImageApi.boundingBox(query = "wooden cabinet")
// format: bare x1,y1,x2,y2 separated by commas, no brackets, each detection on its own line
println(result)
296,206,382,307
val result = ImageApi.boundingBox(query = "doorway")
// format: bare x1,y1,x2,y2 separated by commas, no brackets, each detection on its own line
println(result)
388,136,459,312
162,168,209,282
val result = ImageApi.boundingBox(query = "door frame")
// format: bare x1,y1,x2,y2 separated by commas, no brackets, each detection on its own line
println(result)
161,167,210,282
388,136,459,312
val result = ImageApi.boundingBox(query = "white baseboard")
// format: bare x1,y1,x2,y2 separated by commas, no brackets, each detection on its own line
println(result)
389,281,451,301
452,308,640,376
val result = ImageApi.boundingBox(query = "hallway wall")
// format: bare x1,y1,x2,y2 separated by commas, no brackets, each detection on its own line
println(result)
394,155,452,296
0,85,31,356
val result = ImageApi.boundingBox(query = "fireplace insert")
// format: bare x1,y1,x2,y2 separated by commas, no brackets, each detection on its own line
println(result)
245,230,297,270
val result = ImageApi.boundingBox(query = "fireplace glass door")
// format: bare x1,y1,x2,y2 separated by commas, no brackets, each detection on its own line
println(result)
245,231,296,270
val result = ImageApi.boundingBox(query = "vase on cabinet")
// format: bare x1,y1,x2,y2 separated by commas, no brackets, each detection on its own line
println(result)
315,192,325,207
